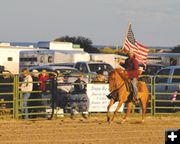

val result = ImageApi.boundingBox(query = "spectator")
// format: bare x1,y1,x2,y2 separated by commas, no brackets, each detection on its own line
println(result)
20,69,33,119
171,90,179,112
39,69,49,92
56,73,73,110
29,69,41,117
73,74,87,94
70,74,89,117
92,70,106,83
38,69,49,107
32,69,40,91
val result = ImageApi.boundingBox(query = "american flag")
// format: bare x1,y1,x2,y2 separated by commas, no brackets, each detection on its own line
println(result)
123,24,149,65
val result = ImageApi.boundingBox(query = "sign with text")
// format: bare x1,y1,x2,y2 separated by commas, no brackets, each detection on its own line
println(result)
87,84,124,112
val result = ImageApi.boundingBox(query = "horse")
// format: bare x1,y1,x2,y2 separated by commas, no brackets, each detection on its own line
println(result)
107,68,149,124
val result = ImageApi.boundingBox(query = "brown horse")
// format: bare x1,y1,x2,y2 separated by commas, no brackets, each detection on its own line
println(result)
107,68,149,123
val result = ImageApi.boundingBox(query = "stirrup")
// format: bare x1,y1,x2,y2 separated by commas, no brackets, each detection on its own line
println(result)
106,94,111,98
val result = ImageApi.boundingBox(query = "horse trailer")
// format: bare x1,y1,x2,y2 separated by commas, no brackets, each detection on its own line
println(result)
0,46,54,74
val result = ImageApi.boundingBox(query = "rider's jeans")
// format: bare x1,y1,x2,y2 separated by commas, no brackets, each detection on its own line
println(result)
132,78,138,98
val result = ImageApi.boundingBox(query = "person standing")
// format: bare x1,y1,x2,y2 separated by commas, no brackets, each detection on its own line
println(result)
125,49,139,102
29,69,40,117
73,74,87,94
20,69,33,119
39,69,49,92
92,70,106,83
38,69,49,107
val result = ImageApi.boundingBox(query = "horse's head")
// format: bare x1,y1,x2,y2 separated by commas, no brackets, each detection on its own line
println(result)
108,71,116,92
108,69,124,92
114,68,129,82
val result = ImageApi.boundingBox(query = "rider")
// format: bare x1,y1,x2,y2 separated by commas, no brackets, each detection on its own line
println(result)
124,49,139,102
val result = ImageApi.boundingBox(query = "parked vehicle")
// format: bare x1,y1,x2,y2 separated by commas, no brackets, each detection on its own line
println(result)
148,53,180,66
155,66,180,112
74,61,114,82
74,61,113,74
143,63,165,75
138,63,165,84
28,65,82,83
155,66,180,93
49,63,75,68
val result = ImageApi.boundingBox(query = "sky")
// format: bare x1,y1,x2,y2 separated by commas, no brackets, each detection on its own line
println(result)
0,0,180,47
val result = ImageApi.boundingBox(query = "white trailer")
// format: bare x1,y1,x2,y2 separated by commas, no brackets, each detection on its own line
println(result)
148,53,180,66
53,50,90,63
89,53,127,68
0,47,54,74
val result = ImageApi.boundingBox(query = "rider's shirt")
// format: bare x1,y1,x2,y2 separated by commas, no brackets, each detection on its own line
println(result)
125,57,139,79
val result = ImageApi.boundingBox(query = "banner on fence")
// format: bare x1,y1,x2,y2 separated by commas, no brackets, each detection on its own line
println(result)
87,84,124,112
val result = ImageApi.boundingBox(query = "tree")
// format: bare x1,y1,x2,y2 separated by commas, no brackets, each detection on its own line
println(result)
100,47,115,54
172,45,180,53
54,36,100,53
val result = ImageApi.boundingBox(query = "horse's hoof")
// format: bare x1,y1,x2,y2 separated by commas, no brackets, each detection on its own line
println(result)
121,119,126,124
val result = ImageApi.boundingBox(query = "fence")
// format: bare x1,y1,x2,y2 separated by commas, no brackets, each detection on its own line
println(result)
0,73,55,119
0,73,179,120
153,75,180,114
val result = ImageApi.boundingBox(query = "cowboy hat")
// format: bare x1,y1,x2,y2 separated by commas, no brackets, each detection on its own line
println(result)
32,69,39,73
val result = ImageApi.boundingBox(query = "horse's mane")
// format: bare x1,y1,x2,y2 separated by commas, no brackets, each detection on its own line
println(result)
108,68,125,91
114,68,129,81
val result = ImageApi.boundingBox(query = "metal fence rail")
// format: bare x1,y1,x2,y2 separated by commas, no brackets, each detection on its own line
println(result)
153,75,180,114
0,73,179,120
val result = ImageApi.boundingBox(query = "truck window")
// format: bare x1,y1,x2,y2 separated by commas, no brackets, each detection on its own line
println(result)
81,63,88,73
88,64,113,73
156,69,170,83
48,56,53,63
74,63,81,70
8,57,13,61
172,69,180,83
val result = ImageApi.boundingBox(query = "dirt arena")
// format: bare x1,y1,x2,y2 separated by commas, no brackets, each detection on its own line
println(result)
0,114,179,144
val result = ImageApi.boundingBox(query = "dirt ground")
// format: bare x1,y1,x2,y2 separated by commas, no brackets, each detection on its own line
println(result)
0,114,179,144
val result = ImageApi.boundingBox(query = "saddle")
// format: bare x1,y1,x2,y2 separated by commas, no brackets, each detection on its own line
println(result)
106,79,137,103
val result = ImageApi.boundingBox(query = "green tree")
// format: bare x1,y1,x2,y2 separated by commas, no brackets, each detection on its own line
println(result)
54,36,100,53
100,47,115,53
172,45,180,53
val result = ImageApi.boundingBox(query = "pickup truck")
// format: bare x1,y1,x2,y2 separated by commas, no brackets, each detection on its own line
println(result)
74,61,113,75
155,66,180,111
155,66,180,94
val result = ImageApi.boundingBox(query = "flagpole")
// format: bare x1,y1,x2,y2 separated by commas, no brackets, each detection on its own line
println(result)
120,22,131,53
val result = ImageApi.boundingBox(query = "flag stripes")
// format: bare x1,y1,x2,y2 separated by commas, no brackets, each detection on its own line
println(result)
123,24,149,65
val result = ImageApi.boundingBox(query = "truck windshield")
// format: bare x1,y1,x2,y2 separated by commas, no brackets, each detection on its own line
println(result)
56,69,80,76
88,64,113,73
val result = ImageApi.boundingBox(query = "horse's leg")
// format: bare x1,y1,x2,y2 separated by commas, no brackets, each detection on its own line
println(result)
111,101,123,122
107,99,114,122
121,102,132,124
141,98,147,123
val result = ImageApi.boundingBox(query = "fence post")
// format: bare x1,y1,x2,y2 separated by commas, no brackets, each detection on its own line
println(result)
49,76,57,119
13,75,19,119
152,76,156,116
150,76,153,116
13,75,16,119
